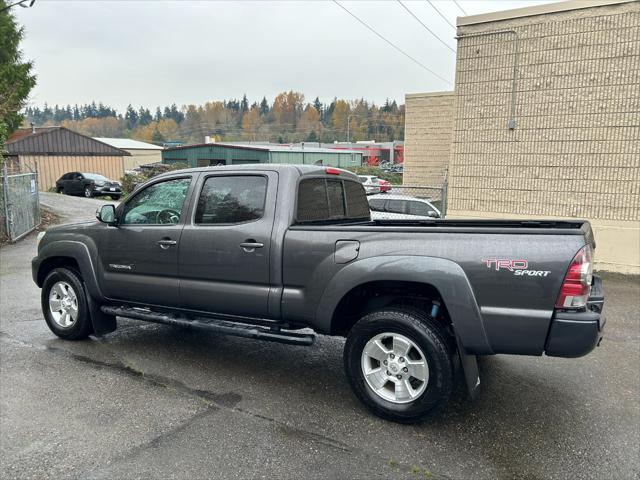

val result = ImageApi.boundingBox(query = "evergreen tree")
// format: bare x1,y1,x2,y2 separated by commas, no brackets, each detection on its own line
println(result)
306,130,318,142
0,3,36,137
259,96,269,116
154,107,162,122
226,99,240,111
125,104,138,130
138,107,152,126
324,98,337,122
313,97,323,119
240,94,249,113
167,103,184,123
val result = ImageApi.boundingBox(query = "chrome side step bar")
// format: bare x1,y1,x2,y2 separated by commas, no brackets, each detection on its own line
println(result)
101,306,315,346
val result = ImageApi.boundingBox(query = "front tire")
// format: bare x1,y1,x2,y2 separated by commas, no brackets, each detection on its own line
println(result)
41,268,92,340
84,186,93,198
344,307,454,423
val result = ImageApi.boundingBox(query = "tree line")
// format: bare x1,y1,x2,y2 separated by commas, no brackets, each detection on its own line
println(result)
23,92,405,144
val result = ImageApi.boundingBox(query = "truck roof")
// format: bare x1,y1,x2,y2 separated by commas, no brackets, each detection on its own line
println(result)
157,163,359,179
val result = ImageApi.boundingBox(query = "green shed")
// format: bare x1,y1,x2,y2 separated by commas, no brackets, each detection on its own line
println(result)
162,143,363,168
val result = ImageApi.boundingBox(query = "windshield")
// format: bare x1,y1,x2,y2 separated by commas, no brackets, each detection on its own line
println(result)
82,173,109,181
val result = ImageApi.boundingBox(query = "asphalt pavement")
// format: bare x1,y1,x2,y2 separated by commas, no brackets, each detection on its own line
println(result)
1,193,638,479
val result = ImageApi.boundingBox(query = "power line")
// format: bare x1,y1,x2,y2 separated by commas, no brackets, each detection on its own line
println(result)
453,0,467,16
426,0,456,29
332,0,452,85
397,0,455,53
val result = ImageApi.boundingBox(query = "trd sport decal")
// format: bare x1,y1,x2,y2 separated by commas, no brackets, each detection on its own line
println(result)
482,259,551,277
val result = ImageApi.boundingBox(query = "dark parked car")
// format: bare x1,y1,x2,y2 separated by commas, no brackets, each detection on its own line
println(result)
55,172,122,200
33,165,604,422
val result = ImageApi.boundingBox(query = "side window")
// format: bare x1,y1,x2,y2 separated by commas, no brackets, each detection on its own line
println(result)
122,177,191,225
408,201,431,216
195,175,267,224
368,198,386,212
386,200,408,215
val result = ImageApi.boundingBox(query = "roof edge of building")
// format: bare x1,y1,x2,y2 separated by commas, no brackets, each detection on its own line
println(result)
457,0,634,27
405,91,455,99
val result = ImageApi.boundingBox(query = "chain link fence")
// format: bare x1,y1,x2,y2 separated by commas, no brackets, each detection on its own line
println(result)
1,163,41,243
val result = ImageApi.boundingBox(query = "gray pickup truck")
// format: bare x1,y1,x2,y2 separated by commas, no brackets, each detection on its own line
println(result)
32,165,605,422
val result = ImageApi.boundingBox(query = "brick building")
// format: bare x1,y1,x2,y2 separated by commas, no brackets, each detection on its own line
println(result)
403,92,455,186
404,0,639,273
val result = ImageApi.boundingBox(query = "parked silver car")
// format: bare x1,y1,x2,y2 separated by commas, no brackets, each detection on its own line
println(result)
368,194,441,219
357,175,381,195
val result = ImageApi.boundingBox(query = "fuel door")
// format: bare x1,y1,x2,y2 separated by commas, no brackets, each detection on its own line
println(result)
334,240,360,264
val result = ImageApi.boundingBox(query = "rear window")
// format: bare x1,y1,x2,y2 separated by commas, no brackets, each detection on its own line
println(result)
296,177,370,223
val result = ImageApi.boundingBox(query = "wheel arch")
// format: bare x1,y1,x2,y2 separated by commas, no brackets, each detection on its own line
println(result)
36,241,102,300
317,255,494,355
36,241,116,336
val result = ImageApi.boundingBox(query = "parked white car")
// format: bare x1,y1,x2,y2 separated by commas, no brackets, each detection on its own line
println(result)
368,194,442,220
357,175,381,195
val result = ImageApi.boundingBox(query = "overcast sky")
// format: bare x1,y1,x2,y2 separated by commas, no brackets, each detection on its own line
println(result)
14,0,560,111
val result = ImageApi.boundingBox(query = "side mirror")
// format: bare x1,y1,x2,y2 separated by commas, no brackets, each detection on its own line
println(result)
428,211,439,218
96,204,117,225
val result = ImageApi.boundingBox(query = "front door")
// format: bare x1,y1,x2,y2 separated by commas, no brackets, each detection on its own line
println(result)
178,172,277,318
97,176,194,307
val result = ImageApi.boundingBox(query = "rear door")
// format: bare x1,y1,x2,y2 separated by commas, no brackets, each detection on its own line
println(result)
70,173,84,194
61,172,78,193
178,171,278,318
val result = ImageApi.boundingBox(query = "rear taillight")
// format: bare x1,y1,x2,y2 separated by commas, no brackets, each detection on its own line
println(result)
555,245,593,309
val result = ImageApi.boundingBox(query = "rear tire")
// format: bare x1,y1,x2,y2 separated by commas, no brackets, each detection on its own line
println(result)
41,268,92,340
110,195,121,201
344,307,454,423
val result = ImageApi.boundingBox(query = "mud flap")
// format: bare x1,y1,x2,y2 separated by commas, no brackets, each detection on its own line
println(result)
456,334,481,400
86,295,117,336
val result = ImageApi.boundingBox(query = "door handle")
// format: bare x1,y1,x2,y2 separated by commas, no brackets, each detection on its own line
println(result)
240,241,264,252
157,239,177,249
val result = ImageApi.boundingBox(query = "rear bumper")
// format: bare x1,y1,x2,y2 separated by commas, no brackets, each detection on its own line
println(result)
545,275,605,358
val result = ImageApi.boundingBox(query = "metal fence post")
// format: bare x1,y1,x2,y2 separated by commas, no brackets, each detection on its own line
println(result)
2,164,10,239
